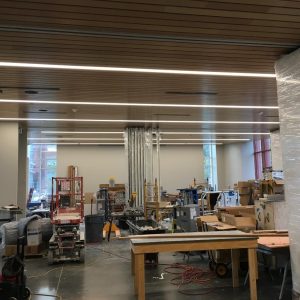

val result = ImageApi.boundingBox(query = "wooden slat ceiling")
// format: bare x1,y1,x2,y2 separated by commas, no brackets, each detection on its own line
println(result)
0,0,299,143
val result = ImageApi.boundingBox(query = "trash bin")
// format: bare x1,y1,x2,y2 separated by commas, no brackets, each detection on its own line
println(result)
85,214,104,243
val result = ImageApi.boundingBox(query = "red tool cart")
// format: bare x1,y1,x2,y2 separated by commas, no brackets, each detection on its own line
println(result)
48,177,85,264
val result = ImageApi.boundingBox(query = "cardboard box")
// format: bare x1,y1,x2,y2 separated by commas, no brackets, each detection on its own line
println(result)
27,220,42,246
238,181,251,188
239,187,251,195
272,180,284,194
255,199,288,230
221,213,256,232
2,244,45,257
255,201,264,230
239,194,250,206
84,192,96,204
218,205,255,216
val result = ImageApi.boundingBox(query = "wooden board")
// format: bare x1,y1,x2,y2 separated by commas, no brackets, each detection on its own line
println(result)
258,236,290,249
206,221,237,231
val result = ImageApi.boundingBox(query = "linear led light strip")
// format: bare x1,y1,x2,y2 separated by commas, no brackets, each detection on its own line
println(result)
41,131,123,134
0,99,278,110
28,137,249,141
161,132,270,135
30,142,223,145
0,117,280,124
40,130,270,135
0,62,276,78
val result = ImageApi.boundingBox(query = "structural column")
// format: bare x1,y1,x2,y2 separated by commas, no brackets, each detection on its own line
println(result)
0,122,19,207
275,48,300,299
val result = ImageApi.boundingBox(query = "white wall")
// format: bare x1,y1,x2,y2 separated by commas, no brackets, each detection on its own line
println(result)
218,141,255,189
57,145,204,194
159,146,204,193
57,146,128,193
0,123,19,206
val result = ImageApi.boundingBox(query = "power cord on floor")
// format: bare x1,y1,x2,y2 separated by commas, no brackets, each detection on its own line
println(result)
162,263,216,295
27,267,61,279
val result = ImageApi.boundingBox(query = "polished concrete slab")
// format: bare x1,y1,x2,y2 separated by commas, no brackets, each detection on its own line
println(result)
1,240,292,300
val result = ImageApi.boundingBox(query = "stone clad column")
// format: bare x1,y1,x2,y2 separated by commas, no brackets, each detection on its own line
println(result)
275,48,300,299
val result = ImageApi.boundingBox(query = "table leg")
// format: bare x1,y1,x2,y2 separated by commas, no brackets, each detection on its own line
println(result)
131,249,135,275
248,248,258,300
136,253,145,300
134,254,138,295
231,249,240,288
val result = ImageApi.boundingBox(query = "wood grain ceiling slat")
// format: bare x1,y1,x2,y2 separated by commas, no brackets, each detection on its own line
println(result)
2,1,300,30
2,0,300,21
92,0,300,10
0,32,287,56
1,13,300,43
0,43,278,63
1,2,300,34
0,42,282,61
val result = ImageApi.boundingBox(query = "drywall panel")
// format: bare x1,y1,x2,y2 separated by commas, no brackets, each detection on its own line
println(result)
218,142,255,189
159,146,204,193
57,146,128,193
57,145,204,194
0,123,19,206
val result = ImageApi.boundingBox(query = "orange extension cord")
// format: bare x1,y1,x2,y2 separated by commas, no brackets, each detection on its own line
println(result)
162,263,216,295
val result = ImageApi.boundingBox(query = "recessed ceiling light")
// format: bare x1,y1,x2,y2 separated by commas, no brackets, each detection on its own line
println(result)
0,62,276,78
0,99,278,110
0,117,280,125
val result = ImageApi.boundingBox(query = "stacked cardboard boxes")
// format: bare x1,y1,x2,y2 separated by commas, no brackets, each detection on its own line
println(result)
255,198,288,230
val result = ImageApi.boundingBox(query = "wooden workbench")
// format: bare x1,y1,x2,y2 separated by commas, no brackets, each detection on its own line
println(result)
130,230,258,300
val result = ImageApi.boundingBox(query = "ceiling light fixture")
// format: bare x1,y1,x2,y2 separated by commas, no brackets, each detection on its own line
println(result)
162,138,250,141
28,137,124,141
0,99,278,110
41,131,123,134
30,142,124,145
0,62,276,78
30,142,222,146
161,131,270,135
0,117,280,125
40,130,270,135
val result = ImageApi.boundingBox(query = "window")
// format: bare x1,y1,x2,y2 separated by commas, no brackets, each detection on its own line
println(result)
203,144,218,190
254,138,272,179
27,144,57,201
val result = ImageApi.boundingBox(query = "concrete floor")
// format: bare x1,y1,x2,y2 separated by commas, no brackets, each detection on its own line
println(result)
2,240,292,300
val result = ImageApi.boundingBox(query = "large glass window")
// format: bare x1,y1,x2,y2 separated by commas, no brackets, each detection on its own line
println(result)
27,144,57,201
254,138,272,179
203,144,218,190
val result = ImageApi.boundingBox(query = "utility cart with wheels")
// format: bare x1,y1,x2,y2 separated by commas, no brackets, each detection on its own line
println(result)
48,177,85,264
0,237,31,300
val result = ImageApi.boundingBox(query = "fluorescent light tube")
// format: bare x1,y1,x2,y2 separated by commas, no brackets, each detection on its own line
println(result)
41,131,123,134
0,62,276,78
161,138,250,141
0,117,280,125
28,137,124,141
161,132,270,135
0,99,278,110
